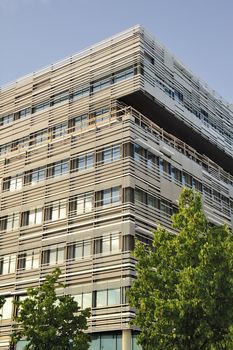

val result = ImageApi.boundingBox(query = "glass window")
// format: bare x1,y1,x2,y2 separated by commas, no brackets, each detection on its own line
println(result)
74,293,92,309
90,336,100,350
45,200,67,221
114,67,134,83
72,87,89,101
52,91,69,105
172,167,182,183
112,187,120,204
160,199,173,215
34,253,40,269
135,188,147,204
10,176,22,191
1,114,14,125
108,289,121,305
183,172,193,186
163,160,171,175
92,77,111,92
86,153,94,168
29,208,43,225
174,90,183,102
102,187,120,206
42,245,64,266
17,253,26,271
101,335,115,350
95,289,121,307
96,290,107,307
0,143,11,156
76,193,93,214
90,334,122,350
52,201,66,220
0,255,16,275
16,340,29,350
203,186,212,199
102,188,111,206
193,179,203,192
11,138,28,151
73,114,88,130
83,241,91,257
144,52,154,65
53,160,69,177
75,243,83,259
2,178,10,191
19,108,30,118
148,194,160,209
29,251,39,270
6,213,20,231
112,146,120,161
134,144,144,162
117,334,122,350
49,248,57,265
94,108,110,124
82,292,92,308
78,155,85,170
102,234,120,254
1,297,13,319
31,167,46,184
52,123,67,138
111,235,120,251
103,148,111,163
132,334,142,350
31,130,47,145
74,294,82,308
32,101,50,114
103,146,120,164
102,236,111,253
68,240,91,260
73,153,94,171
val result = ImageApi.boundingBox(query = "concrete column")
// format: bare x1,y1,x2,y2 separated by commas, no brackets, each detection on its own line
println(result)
122,329,132,350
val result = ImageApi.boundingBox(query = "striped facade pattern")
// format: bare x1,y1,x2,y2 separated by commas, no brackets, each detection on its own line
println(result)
0,26,232,350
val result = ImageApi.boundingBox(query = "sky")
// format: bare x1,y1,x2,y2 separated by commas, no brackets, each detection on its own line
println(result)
0,0,232,102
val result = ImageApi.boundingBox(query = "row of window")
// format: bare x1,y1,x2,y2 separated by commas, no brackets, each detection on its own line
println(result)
0,186,121,231
134,144,232,212
1,139,223,201
17,332,141,350
0,287,129,321
1,144,232,219
0,234,121,275
133,111,231,186
1,174,231,234
2,145,120,192
0,106,113,156
0,185,179,234
74,287,124,309
0,186,179,239
144,52,231,141
0,66,135,127
135,188,175,216
1,100,231,195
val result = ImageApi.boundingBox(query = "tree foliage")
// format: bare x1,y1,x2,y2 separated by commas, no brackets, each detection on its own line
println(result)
128,188,233,350
0,296,5,317
11,268,91,350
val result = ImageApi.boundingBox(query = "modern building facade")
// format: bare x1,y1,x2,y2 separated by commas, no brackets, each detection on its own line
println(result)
0,25,232,350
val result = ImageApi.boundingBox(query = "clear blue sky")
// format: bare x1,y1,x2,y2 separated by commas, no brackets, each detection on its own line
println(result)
0,0,232,102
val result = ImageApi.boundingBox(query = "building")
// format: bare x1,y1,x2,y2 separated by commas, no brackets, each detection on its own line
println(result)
0,25,232,350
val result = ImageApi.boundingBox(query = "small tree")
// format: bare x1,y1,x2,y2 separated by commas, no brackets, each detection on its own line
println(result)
11,268,91,350
128,188,233,350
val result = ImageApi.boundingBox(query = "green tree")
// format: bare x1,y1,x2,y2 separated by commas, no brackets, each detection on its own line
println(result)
0,296,5,317
11,268,91,350
128,188,233,350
